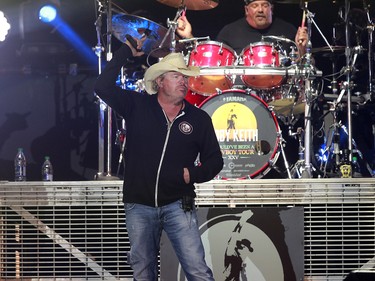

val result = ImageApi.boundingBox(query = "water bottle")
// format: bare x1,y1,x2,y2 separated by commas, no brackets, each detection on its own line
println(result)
14,148,26,181
41,156,53,181
339,149,352,178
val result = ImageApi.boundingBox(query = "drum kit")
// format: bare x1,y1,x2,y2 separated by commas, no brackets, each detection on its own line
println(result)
97,0,374,180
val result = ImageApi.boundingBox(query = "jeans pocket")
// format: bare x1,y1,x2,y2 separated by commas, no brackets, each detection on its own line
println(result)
124,203,136,211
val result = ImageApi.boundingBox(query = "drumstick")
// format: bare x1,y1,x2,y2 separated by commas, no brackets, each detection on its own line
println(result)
298,9,306,44
301,9,306,28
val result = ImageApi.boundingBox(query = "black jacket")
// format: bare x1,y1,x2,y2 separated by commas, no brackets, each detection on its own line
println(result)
94,45,223,207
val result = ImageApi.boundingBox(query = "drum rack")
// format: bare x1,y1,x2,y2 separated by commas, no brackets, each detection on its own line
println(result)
198,65,322,78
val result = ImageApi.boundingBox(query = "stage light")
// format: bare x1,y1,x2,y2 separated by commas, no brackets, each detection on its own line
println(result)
38,4,57,23
318,146,328,163
0,11,11,42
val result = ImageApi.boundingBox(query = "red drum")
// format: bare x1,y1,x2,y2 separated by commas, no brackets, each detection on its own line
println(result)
240,42,284,90
188,41,236,96
185,90,208,107
199,89,280,179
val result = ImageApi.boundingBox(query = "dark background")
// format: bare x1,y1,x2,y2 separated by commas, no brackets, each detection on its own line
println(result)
0,0,373,181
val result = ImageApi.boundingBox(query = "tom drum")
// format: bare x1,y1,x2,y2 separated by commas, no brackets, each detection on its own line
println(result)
240,42,284,90
188,41,236,96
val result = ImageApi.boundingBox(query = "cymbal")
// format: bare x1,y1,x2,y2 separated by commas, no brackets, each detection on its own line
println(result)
156,0,219,10
112,13,184,58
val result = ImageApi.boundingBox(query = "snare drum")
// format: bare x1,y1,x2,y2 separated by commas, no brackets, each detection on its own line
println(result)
258,78,306,117
240,42,284,89
199,89,280,179
188,41,236,96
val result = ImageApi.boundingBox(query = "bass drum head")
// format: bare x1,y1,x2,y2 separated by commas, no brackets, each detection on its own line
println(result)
199,89,280,179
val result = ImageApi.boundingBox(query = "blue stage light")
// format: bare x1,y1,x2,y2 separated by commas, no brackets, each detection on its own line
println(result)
38,5,57,23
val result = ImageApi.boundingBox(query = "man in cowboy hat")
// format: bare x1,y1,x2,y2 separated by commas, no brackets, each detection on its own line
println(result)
95,40,223,280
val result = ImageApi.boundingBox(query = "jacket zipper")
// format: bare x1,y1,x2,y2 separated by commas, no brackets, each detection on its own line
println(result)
154,110,185,207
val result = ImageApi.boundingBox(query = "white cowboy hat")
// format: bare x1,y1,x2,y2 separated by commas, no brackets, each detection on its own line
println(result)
143,52,200,94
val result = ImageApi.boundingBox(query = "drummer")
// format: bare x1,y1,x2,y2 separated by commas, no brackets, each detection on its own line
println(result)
177,0,308,59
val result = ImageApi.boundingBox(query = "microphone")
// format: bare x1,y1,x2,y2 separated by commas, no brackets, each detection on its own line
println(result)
262,35,294,44
125,34,142,52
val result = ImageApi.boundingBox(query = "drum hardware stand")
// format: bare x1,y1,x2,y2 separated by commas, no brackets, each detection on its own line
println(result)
114,67,128,178
261,125,292,179
93,0,119,180
323,102,374,177
299,3,334,178
276,129,292,179
178,36,210,44
364,2,374,99
115,122,126,178
158,6,186,53
93,0,105,179
179,36,210,64
320,95,375,177
267,103,293,179
320,100,342,177
329,24,340,95
334,0,360,169
300,4,314,178
289,46,298,65
289,127,305,178
340,124,375,177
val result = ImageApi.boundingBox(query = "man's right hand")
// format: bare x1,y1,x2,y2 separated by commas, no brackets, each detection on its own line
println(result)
125,36,145,57
176,14,194,39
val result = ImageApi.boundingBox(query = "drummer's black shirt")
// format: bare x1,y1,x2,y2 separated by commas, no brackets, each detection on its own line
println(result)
216,17,298,56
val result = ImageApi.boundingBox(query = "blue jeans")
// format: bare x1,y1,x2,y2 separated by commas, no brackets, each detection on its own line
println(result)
125,200,214,281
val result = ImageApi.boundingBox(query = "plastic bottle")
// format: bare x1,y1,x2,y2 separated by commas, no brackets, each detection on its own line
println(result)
41,156,53,181
339,149,352,178
14,148,26,181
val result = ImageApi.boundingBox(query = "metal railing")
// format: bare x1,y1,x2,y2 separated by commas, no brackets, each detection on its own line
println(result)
1,179,375,280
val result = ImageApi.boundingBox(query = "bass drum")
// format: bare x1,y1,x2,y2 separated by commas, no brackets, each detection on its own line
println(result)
199,89,280,179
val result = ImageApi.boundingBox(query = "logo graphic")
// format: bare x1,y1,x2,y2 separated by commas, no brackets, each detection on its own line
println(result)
179,121,193,135
211,102,258,142
177,210,284,281
160,207,304,281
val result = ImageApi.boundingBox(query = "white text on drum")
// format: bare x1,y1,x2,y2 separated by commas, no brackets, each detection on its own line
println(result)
216,129,258,142
222,96,247,102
